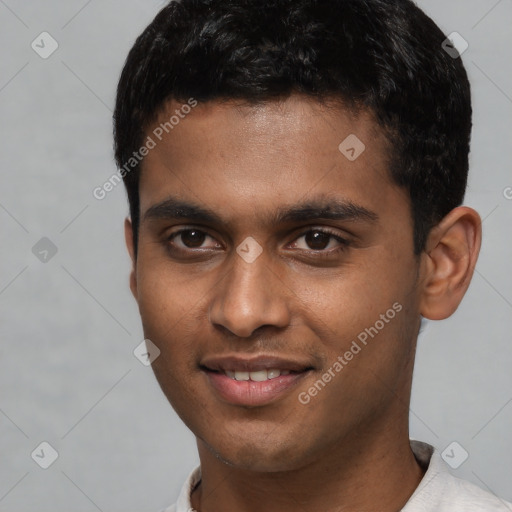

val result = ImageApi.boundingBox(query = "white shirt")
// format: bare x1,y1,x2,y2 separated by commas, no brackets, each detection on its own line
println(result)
160,440,512,512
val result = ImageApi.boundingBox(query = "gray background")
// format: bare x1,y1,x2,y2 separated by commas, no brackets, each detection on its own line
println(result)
0,0,511,510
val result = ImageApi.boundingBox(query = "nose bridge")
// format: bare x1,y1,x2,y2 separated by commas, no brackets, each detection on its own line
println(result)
209,247,290,338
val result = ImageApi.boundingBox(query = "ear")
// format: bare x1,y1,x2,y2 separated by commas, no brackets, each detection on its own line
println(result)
124,217,138,301
419,206,482,320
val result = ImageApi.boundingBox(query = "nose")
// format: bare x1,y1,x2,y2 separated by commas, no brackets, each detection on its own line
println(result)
208,249,291,338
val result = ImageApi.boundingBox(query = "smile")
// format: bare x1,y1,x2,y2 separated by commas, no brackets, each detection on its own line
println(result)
200,355,313,406
224,369,290,381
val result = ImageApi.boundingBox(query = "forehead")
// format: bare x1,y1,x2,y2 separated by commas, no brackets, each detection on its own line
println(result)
146,94,386,160
138,94,404,228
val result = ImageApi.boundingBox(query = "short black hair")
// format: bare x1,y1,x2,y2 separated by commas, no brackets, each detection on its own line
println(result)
114,0,472,256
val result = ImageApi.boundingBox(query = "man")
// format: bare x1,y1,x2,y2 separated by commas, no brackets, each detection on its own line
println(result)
113,0,511,510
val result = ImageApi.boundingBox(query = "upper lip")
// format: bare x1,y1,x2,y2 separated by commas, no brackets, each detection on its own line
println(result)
200,354,313,373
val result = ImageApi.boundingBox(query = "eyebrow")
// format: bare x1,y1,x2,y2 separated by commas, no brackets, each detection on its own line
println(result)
143,196,379,226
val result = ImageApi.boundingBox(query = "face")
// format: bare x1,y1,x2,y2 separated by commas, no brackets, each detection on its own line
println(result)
127,94,423,472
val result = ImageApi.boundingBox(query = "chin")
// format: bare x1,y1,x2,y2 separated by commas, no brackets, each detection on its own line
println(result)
199,427,316,473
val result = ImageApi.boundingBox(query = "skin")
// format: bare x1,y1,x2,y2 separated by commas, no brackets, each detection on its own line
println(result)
124,94,481,512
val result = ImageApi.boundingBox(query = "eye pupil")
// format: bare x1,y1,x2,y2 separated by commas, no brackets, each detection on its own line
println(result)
181,229,206,248
305,230,330,250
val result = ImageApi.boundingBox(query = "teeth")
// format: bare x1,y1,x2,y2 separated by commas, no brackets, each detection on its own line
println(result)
249,370,268,382
227,369,284,381
267,369,281,379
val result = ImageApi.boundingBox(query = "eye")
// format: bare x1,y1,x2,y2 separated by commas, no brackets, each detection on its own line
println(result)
165,226,350,257
290,228,349,253
167,228,221,251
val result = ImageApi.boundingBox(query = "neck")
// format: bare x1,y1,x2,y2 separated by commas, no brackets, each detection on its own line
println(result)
190,417,425,512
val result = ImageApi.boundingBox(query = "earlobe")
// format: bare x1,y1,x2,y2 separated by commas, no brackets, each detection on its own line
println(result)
419,207,482,320
124,217,138,301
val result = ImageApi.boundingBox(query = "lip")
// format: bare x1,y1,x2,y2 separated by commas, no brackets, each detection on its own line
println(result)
200,354,313,407
201,354,312,373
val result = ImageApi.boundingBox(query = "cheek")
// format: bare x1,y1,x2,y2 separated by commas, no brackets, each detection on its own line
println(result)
297,254,418,387
136,251,201,328
135,263,197,375
298,258,410,332
136,270,205,422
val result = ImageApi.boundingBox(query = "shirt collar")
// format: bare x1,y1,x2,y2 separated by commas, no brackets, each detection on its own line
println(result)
175,464,201,512
174,440,442,512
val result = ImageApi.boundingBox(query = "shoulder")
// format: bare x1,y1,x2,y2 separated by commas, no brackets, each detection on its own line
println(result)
156,465,201,512
405,441,512,512
439,473,512,512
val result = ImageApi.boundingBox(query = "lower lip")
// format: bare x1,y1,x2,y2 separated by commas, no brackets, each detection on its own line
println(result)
204,371,308,407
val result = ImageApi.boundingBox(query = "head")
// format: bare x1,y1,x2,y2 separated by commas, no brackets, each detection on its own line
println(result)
114,0,481,471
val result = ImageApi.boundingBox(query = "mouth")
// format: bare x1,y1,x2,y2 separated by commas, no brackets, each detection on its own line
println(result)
200,355,314,407
222,368,291,381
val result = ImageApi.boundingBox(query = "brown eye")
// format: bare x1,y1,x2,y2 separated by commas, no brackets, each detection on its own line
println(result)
178,229,207,248
167,228,220,252
292,228,349,253
304,230,332,250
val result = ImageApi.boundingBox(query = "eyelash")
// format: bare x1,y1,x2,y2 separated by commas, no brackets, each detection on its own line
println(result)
165,227,350,258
